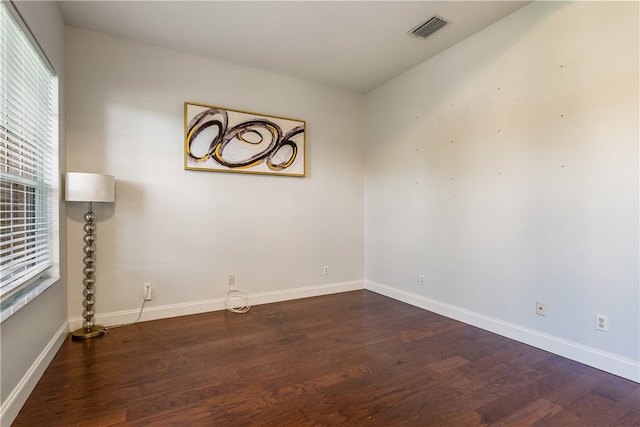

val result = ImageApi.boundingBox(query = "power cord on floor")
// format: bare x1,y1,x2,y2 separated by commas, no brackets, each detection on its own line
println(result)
225,281,250,314
133,287,149,323
98,281,247,335
102,286,149,333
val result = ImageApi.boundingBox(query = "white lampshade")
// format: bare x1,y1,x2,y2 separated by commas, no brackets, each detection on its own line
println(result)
65,172,115,203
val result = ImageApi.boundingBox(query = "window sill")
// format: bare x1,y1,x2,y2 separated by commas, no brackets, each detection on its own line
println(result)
0,276,61,323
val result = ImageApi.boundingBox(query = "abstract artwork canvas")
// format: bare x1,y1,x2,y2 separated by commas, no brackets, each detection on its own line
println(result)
184,102,306,177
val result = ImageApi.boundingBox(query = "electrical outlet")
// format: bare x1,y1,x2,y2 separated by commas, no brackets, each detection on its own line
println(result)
228,275,235,286
144,282,152,301
595,314,608,332
536,300,546,316
419,274,425,285
323,265,329,275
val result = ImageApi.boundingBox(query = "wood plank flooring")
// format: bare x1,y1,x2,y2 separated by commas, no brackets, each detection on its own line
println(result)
13,290,640,426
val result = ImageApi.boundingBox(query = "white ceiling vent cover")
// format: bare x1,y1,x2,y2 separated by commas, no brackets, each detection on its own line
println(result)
409,16,449,39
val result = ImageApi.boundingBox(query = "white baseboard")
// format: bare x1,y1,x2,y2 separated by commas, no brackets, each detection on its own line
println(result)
1,320,69,427
249,280,364,306
70,280,365,329
365,280,640,383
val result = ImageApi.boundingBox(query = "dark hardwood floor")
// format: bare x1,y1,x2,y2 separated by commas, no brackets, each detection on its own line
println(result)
13,290,640,426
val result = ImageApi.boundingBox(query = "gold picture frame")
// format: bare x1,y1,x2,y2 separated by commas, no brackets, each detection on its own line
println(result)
184,102,306,177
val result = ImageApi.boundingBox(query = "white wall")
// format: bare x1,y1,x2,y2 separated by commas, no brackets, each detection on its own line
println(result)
365,1,639,381
0,1,68,425
66,27,365,326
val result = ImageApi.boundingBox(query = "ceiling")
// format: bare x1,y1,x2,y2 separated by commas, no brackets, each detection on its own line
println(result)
57,1,530,93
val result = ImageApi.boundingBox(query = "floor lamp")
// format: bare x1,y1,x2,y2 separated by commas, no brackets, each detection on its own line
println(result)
65,172,115,340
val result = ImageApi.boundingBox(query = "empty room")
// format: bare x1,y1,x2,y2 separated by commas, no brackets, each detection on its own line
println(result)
1,1,638,425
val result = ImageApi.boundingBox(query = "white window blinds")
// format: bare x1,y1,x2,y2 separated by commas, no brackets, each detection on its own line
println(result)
0,1,56,299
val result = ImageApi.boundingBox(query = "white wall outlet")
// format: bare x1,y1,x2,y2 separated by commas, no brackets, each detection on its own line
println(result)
323,265,329,275
536,300,546,316
144,282,152,301
419,274,426,285
228,275,235,286
595,314,608,332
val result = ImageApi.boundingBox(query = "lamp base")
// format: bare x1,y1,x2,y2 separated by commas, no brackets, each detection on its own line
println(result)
71,325,105,340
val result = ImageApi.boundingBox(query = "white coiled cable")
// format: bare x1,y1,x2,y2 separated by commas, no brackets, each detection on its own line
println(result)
225,281,250,314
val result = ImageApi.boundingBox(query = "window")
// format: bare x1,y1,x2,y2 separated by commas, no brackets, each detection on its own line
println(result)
0,1,57,300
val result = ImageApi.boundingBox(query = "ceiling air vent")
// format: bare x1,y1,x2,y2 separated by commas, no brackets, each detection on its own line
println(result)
409,16,448,39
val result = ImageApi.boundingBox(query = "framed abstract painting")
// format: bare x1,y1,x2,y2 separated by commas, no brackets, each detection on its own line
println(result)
184,102,306,177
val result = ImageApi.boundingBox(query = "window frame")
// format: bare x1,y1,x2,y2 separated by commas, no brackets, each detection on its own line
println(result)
0,0,59,308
